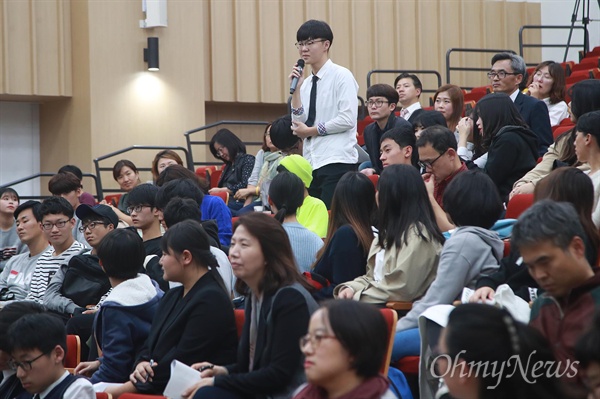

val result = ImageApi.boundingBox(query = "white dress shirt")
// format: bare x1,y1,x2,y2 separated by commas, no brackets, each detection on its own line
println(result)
543,98,569,127
399,102,422,120
291,59,358,170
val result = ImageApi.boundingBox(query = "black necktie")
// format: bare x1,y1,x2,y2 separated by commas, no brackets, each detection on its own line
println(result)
305,75,319,127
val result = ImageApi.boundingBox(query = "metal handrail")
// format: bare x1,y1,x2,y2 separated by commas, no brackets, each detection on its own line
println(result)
445,48,515,89
1,173,102,202
366,69,442,94
93,145,192,199
518,25,587,65
184,120,269,168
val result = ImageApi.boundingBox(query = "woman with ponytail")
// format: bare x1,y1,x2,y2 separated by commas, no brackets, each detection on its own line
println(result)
269,171,323,273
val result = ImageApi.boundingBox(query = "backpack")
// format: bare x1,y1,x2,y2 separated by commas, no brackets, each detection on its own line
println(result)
60,254,111,307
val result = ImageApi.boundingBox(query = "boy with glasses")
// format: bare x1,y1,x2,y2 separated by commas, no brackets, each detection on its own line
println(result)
43,204,117,321
48,172,89,248
7,312,94,398
127,184,162,257
0,187,26,272
360,84,412,176
0,201,50,302
24,197,85,305
289,19,359,209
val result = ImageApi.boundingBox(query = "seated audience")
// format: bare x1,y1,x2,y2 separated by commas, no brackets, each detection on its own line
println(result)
278,155,329,238
49,171,88,247
395,73,423,123
102,159,142,226
573,111,600,227
456,109,485,165
293,300,395,399
433,84,464,133
526,61,569,126
361,83,411,175
511,79,600,197
475,93,538,202
269,172,323,273
435,304,563,399
392,171,503,361
156,165,232,247
58,164,96,206
25,197,85,305
208,128,256,213
0,201,50,301
379,125,419,169
413,110,447,138
151,149,184,183
106,220,237,397
0,187,25,271
74,229,163,383
183,213,318,399
0,301,45,399
312,172,375,300
513,200,600,397
43,204,116,320
127,184,162,257
335,164,444,305
575,311,600,399
7,313,95,398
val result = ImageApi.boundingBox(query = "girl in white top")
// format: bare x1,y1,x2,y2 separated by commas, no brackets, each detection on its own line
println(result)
527,61,569,127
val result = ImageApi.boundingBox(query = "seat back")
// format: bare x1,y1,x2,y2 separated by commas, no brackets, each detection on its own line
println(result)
96,393,112,399
212,190,229,205
104,194,122,207
379,308,398,376
234,309,245,339
210,169,222,188
367,174,379,188
65,335,81,371
505,193,534,219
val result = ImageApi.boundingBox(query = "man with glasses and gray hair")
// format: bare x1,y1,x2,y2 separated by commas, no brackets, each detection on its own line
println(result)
489,52,553,155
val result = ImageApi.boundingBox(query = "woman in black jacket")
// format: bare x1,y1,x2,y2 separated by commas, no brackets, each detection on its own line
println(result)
474,93,538,201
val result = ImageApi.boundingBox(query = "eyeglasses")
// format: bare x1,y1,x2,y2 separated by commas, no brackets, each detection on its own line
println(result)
78,221,108,233
295,39,326,49
366,100,390,108
487,70,521,79
214,146,226,156
8,352,48,371
533,71,553,80
127,205,151,214
41,220,70,230
299,332,337,350
418,150,448,169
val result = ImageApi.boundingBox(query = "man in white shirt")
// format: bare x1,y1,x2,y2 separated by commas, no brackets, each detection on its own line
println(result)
395,73,424,123
7,313,94,398
289,19,359,209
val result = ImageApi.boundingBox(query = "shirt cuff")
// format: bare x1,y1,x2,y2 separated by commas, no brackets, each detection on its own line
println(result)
317,122,327,136
291,106,304,116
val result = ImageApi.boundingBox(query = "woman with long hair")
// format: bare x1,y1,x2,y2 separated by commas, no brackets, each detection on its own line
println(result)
433,84,464,132
511,79,600,198
269,171,323,273
209,129,256,213
105,220,237,397
293,300,396,399
526,61,569,126
435,304,563,399
184,213,318,399
151,150,184,182
474,93,538,201
311,172,376,300
335,164,444,305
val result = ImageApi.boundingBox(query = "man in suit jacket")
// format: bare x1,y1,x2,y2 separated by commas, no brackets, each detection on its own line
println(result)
489,52,553,156
395,73,424,124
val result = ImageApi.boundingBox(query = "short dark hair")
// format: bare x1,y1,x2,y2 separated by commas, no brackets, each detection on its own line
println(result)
296,19,333,45
394,73,422,97
14,200,42,221
209,129,246,163
112,159,138,181
155,179,204,210
416,125,458,152
366,84,399,105
577,111,600,146
443,170,503,228
96,229,145,280
39,196,74,220
48,172,81,195
268,172,305,222
155,164,209,194
570,80,600,121
163,197,202,228
491,52,525,76
7,313,67,358
526,61,566,104
512,200,585,252
58,165,83,181
413,110,447,130
0,187,19,202
380,125,419,167
127,183,159,208
270,115,299,152
0,302,45,352
320,300,387,378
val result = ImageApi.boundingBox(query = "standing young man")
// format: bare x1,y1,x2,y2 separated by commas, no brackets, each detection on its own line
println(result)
289,19,359,209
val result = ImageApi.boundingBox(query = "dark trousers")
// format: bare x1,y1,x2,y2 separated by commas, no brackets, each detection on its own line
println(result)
308,163,357,209
66,313,96,361
193,386,246,399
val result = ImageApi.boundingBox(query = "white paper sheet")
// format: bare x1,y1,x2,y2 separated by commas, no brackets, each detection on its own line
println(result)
163,360,203,399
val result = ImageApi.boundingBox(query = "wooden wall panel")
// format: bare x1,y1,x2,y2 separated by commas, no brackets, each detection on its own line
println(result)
210,0,236,101
4,0,32,94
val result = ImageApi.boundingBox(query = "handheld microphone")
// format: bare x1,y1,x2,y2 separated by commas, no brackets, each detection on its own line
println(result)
290,59,305,95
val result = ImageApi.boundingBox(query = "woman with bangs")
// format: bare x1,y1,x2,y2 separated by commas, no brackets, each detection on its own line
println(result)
433,84,464,133
526,61,569,126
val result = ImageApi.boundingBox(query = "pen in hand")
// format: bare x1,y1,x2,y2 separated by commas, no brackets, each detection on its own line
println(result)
145,359,155,382
199,364,214,373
